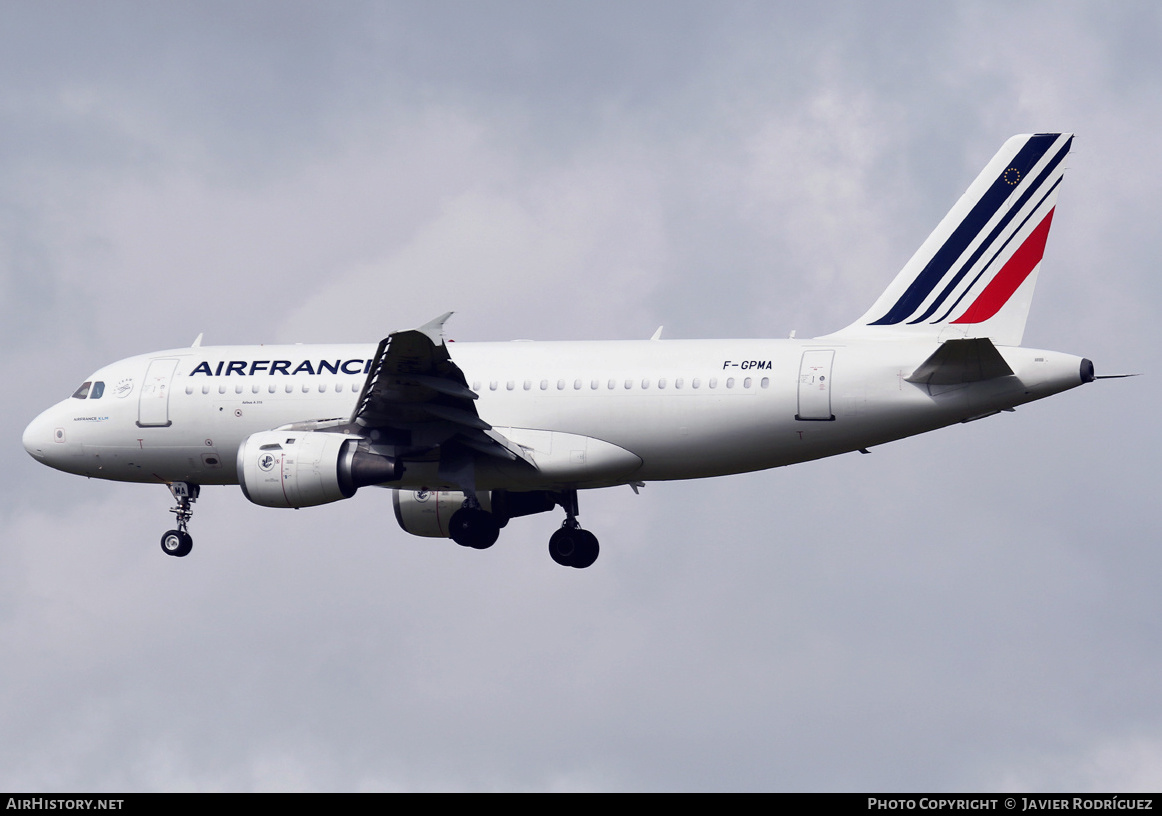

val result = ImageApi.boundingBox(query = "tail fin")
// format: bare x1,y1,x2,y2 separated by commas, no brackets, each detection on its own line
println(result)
830,133,1073,346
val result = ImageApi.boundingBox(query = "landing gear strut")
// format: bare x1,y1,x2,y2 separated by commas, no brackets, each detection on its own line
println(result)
547,489,599,569
160,482,199,558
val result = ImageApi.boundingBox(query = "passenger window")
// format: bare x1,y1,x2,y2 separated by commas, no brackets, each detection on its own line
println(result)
574,379,582,390
658,378,666,390
726,377,735,388
540,379,549,390
761,377,770,388
743,377,752,388
71,381,92,399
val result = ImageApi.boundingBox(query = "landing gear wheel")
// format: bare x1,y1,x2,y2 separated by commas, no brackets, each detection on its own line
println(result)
161,482,198,559
572,530,599,569
449,508,500,550
160,530,193,557
548,526,577,566
548,526,599,568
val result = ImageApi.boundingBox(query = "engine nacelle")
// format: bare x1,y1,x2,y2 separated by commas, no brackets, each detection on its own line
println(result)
237,430,400,509
392,488,556,538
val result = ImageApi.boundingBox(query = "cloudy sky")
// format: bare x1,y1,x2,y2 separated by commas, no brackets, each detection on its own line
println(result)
3,0,1160,792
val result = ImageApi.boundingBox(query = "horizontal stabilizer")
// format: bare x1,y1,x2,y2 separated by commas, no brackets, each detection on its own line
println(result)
906,338,1014,385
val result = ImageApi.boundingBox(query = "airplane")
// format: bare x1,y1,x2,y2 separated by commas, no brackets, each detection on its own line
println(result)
23,133,1100,569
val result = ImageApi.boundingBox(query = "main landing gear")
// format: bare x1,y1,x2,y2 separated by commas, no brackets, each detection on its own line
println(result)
548,522,599,569
546,489,599,569
447,488,601,568
160,482,199,558
448,496,501,550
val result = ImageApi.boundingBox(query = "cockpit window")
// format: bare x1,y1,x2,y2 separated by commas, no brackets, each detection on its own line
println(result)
72,381,92,399
90,381,105,399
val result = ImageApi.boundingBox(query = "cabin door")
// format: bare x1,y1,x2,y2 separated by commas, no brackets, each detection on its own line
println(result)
796,350,835,421
138,358,179,427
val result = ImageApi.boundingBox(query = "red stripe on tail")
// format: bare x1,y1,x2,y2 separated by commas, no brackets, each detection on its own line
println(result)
952,208,1055,325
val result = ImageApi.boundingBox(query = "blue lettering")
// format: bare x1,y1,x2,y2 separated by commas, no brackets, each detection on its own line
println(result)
186,357,377,377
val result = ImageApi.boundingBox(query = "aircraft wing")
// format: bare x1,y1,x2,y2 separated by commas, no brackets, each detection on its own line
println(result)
350,313,534,488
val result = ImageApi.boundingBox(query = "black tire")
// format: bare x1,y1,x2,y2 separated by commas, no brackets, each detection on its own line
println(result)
571,530,599,569
448,508,500,550
160,530,192,558
548,527,577,567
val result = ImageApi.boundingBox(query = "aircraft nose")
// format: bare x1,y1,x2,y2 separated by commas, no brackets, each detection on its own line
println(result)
22,408,58,461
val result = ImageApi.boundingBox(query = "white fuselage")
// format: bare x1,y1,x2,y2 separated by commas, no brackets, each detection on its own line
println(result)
22,337,1088,492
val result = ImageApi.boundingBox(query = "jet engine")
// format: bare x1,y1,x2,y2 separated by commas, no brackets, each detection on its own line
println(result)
237,430,401,509
393,488,556,538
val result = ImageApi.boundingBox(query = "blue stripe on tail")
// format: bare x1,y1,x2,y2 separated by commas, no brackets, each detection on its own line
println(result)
869,134,1060,326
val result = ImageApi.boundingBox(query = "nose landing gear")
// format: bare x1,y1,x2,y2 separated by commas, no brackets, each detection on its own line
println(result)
160,482,199,558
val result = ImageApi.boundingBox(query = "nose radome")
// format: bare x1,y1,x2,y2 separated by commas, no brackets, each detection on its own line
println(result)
22,409,55,460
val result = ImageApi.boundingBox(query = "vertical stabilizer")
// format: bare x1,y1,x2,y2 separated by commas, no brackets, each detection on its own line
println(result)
829,133,1072,346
